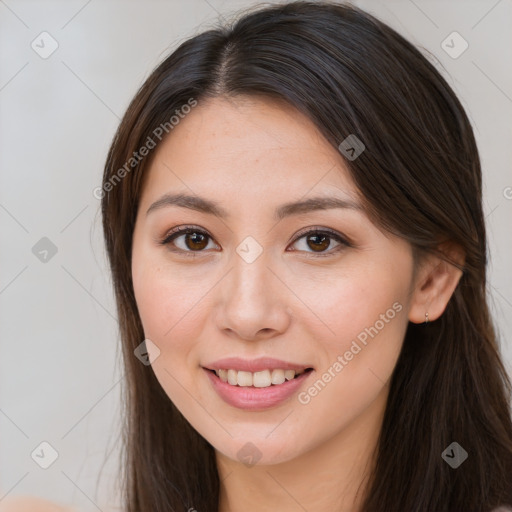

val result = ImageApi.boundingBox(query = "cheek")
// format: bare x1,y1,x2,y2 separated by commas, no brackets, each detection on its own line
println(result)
293,259,410,402
133,262,170,338
131,256,209,407
293,289,407,452
291,260,409,347
132,245,206,342
131,251,220,408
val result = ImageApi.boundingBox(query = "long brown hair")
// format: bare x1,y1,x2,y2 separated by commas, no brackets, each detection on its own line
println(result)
101,2,512,510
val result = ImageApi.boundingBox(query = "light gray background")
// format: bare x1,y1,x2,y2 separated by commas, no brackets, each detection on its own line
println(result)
1,0,511,510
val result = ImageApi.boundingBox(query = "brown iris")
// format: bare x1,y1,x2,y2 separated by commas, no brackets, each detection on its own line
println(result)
306,233,330,252
185,232,209,250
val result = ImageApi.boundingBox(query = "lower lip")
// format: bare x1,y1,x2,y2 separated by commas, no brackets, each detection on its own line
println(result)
203,368,313,410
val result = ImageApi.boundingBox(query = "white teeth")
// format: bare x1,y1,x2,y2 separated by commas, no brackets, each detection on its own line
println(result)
271,369,285,385
284,369,296,381
227,369,237,385
237,371,253,387
214,368,307,387
253,370,271,387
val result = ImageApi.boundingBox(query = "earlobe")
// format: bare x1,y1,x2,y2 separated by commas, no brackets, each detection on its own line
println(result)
408,244,465,324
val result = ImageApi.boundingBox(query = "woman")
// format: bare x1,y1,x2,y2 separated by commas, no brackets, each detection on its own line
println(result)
101,1,512,511
8,1,510,511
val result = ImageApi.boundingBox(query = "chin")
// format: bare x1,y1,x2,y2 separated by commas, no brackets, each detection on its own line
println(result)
215,436,306,467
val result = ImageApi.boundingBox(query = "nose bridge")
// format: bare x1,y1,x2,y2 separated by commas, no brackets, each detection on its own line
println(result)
217,238,289,339
229,242,274,308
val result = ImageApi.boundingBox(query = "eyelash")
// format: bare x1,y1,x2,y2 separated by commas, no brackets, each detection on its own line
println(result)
158,225,352,258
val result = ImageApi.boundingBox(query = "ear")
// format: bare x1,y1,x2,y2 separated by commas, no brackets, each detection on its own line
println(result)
408,242,465,324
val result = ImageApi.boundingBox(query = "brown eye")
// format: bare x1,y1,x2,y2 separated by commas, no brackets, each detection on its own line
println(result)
184,232,209,250
161,227,216,254
289,228,349,256
306,233,331,252
161,226,350,258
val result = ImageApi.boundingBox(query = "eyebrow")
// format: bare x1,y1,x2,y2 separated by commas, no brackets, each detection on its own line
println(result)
146,192,362,220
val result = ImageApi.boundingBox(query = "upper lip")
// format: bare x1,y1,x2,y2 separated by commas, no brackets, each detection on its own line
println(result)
203,357,314,373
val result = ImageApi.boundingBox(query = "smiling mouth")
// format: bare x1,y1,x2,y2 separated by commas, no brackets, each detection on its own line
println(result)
205,368,314,388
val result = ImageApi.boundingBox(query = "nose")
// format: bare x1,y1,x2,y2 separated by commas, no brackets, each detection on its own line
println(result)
214,249,292,342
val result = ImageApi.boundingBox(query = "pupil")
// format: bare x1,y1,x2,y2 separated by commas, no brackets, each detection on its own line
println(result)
187,232,207,250
308,234,329,252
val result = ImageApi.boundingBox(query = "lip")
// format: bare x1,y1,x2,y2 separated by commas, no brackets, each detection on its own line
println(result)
203,367,314,410
203,356,314,373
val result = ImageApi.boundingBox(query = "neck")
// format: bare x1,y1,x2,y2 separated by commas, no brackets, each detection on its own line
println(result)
216,385,388,512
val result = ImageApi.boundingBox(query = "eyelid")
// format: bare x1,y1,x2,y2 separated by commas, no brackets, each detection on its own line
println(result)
286,226,352,258
159,225,219,255
159,224,352,256
160,224,214,245
290,225,351,247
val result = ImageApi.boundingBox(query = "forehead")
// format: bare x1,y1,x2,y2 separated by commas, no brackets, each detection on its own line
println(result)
140,95,361,207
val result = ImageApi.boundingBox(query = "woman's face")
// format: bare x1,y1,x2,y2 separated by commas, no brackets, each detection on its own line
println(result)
131,96,417,466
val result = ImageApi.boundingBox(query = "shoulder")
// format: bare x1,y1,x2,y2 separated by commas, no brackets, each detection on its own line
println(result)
0,496,75,512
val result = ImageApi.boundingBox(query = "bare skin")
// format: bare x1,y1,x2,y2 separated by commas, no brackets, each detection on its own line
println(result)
130,95,464,512
6,96,462,512
0,496,74,512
